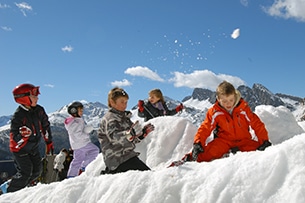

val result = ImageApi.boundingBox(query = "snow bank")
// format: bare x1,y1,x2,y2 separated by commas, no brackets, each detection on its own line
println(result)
1,106,305,203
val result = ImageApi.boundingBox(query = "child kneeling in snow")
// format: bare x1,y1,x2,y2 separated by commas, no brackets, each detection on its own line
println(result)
98,87,154,174
186,81,271,163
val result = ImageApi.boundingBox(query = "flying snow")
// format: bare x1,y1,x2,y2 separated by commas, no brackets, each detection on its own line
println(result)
231,28,240,39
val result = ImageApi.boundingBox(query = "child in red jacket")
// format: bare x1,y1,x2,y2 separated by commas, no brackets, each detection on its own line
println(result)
1,84,54,193
189,81,271,162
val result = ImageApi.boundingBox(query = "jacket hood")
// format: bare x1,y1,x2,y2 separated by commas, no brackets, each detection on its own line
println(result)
64,117,74,125
234,90,242,108
215,90,242,112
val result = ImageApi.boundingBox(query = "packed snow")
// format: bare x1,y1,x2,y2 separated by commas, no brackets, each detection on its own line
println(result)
1,105,305,203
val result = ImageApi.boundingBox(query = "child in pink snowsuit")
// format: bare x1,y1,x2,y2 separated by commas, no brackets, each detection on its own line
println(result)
64,101,99,177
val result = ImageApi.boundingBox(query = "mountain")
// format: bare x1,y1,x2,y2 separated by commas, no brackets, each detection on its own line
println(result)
183,83,303,112
0,83,304,160
0,101,108,160
0,116,11,128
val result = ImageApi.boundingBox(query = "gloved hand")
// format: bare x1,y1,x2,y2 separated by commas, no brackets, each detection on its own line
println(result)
181,153,192,162
175,103,183,112
138,100,144,112
192,142,204,161
126,121,142,141
46,141,54,155
19,126,32,137
138,123,155,140
257,140,272,151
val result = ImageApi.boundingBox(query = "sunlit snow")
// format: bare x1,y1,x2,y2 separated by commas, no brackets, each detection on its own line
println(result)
1,104,305,203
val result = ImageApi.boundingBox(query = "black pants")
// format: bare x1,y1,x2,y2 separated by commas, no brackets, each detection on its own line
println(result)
58,169,68,181
7,149,42,192
103,156,150,174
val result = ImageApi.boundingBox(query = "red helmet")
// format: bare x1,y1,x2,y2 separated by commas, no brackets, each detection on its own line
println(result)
13,83,40,106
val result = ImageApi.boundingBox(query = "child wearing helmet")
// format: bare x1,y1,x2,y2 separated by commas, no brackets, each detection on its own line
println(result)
64,101,100,178
3,83,53,193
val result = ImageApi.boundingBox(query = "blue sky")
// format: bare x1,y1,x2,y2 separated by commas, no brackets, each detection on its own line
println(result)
1,0,305,116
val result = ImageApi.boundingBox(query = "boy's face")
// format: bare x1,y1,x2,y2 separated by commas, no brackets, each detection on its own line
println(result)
148,94,160,104
217,94,236,111
29,95,38,107
111,97,128,111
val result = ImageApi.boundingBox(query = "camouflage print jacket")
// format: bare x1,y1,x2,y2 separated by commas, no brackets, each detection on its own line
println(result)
98,108,140,171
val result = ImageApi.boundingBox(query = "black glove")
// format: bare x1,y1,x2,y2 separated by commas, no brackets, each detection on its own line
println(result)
192,142,204,161
257,140,272,151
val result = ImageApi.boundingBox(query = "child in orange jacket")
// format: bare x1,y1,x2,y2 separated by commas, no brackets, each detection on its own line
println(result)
189,81,271,162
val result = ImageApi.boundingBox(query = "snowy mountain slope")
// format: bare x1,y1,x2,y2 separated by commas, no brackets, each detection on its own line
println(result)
0,101,107,160
1,106,305,203
48,100,108,128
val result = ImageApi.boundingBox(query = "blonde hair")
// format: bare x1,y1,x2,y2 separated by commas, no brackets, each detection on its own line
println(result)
216,81,236,98
149,89,165,103
107,87,129,107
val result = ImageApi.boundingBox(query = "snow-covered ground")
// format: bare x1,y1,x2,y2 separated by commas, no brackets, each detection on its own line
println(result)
1,105,305,203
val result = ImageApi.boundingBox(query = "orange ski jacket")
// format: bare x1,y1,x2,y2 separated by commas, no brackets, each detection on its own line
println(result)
194,98,269,146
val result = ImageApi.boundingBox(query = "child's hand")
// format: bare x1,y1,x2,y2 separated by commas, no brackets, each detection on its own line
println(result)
139,123,155,140
175,103,184,112
19,126,32,137
46,141,54,155
138,100,144,112
257,140,272,151
126,121,142,141
192,142,204,161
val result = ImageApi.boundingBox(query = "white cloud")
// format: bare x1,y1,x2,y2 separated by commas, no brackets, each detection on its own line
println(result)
262,0,305,22
231,28,240,39
15,2,32,17
44,84,55,88
240,0,249,7
111,79,132,87
1,26,12,31
61,45,73,52
125,66,165,82
169,69,246,90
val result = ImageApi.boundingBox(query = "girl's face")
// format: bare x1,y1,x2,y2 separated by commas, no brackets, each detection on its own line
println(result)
110,97,128,111
78,108,84,117
217,94,236,111
148,94,160,104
